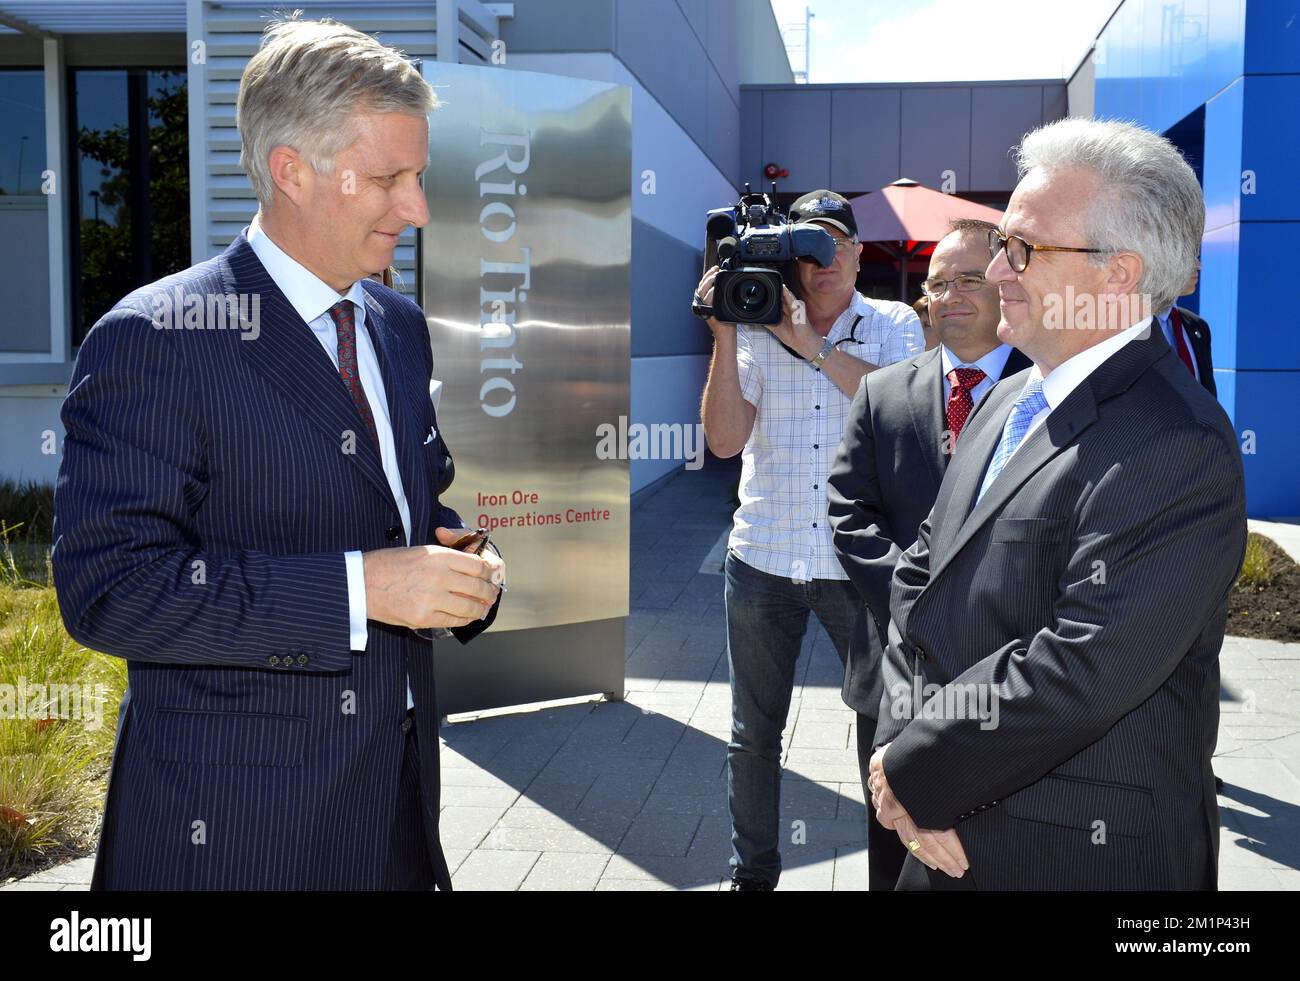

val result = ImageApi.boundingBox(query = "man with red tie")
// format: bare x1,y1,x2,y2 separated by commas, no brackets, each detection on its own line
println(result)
1157,261,1216,396
827,217,1029,889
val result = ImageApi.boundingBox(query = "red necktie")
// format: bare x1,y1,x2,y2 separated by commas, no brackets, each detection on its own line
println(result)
946,367,987,445
328,300,380,453
1168,308,1197,379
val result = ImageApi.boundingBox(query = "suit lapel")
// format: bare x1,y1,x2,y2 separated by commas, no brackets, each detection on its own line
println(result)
906,347,948,482
1001,347,1033,379
220,234,395,506
360,286,432,547
928,326,1169,587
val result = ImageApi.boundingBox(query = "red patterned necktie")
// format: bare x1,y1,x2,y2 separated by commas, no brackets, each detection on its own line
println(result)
945,366,987,445
328,300,380,453
1168,308,1197,379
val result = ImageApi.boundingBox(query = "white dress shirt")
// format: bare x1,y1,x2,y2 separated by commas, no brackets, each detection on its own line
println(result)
730,292,924,580
1007,317,1153,464
940,343,1014,407
246,217,415,708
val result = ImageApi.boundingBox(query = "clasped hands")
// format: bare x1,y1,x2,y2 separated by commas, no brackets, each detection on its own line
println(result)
869,743,970,879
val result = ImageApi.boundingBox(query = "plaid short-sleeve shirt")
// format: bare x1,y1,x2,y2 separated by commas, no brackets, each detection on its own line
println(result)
729,292,924,581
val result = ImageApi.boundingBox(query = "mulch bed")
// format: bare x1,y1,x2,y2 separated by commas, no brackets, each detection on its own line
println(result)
1227,533,1300,643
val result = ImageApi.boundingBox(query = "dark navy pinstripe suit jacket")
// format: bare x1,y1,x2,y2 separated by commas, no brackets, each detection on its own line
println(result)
873,326,1247,890
52,233,497,890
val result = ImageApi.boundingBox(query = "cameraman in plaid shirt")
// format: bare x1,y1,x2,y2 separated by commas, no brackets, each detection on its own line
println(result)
697,190,923,890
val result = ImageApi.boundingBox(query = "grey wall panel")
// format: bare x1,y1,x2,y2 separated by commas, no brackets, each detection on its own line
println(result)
499,0,616,52
740,88,765,188
707,66,740,188
970,85,1044,191
900,87,971,191
830,88,902,193
632,218,711,358
763,89,831,189
707,0,742,98
616,0,708,148
677,0,708,43
1043,83,1069,122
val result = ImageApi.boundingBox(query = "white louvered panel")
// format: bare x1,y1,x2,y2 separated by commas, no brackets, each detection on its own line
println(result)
189,1,489,302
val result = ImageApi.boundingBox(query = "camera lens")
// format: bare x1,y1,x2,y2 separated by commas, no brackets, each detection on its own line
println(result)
730,275,771,316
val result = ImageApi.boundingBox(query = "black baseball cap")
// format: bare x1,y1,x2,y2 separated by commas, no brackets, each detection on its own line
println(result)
789,189,857,239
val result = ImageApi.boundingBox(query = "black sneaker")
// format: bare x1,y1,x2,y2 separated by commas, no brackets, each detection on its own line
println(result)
729,875,774,891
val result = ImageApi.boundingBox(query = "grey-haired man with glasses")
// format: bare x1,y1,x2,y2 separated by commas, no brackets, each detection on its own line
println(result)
827,217,1028,889
867,119,1245,890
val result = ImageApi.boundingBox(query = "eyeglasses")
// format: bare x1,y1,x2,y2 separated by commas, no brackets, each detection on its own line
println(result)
921,274,989,299
988,228,1114,274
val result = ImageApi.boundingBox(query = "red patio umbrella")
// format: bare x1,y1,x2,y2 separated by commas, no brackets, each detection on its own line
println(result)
849,178,1005,299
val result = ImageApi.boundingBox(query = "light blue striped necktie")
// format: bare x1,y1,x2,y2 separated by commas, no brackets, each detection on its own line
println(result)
977,378,1050,502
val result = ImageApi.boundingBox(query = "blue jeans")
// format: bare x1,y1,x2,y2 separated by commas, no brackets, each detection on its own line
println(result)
724,550,860,886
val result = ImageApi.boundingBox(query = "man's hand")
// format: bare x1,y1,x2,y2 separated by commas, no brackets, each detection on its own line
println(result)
363,535,501,630
869,742,970,878
434,526,506,591
868,743,908,827
696,265,734,338
763,286,821,359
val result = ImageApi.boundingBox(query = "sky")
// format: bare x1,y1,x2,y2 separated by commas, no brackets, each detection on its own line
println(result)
768,0,1123,84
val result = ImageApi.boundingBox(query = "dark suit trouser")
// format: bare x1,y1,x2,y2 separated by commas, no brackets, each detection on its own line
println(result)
382,709,439,891
855,717,909,891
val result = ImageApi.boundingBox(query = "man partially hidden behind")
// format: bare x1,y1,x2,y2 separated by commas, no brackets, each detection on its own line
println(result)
827,217,1030,890
1158,260,1216,396
867,119,1246,890
697,190,923,890
53,17,503,890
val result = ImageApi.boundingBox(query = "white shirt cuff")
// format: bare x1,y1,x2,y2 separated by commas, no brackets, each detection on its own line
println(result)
344,550,368,651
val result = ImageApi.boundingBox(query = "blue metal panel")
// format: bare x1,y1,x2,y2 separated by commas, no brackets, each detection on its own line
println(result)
1235,371,1300,516
1236,222,1300,371
1244,0,1300,72
1199,223,1239,371
1096,0,1247,132
1240,75,1300,222
1202,75,1243,234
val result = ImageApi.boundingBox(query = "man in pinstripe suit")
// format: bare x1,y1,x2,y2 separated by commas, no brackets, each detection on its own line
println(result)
52,18,502,890
866,119,1247,890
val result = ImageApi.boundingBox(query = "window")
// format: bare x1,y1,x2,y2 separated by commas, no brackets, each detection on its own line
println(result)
0,70,44,196
69,68,189,346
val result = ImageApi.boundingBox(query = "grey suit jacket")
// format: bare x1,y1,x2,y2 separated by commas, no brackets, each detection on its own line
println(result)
873,325,1246,890
827,344,1030,718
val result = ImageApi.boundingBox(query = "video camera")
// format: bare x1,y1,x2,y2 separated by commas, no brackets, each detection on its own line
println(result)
702,184,838,324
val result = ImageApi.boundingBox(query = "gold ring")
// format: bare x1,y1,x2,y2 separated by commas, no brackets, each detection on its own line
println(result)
907,839,921,852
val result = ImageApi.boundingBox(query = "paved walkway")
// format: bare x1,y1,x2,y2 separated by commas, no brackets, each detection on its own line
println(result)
6,458,1299,890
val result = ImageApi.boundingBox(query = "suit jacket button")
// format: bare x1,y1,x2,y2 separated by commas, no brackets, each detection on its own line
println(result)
385,526,402,544
400,716,414,734
268,655,279,666
297,654,308,665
